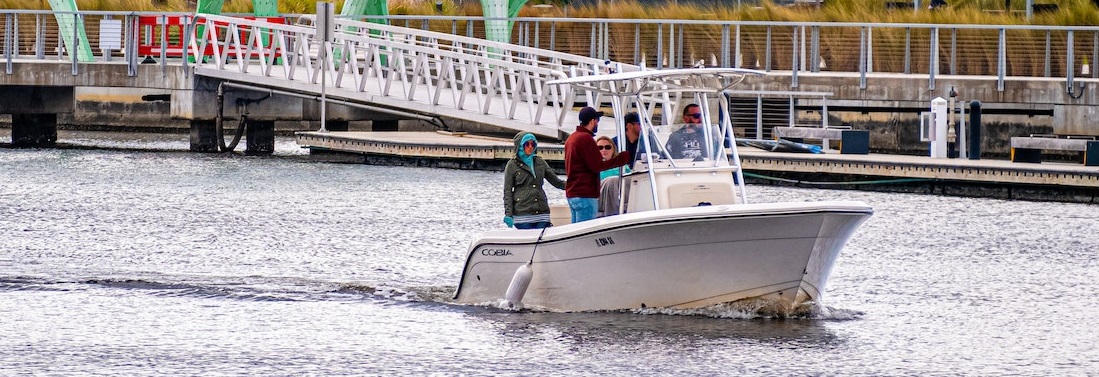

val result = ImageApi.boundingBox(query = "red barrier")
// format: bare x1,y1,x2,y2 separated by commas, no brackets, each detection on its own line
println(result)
136,15,286,59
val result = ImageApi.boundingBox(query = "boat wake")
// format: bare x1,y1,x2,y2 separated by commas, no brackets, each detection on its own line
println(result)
632,299,865,320
0,275,408,303
442,293,864,320
2,276,863,320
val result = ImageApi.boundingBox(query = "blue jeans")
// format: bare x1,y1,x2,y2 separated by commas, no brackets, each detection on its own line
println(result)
515,221,552,229
568,197,598,223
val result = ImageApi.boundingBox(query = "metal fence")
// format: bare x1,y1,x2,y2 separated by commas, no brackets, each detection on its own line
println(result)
385,15,1099,93
5,9,1099,93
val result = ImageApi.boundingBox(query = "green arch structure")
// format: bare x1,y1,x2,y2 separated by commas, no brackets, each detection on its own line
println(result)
48,0,527,63
193,0,389,54
336,0,390,64
194,0,388,21
483,0,529,45
46,0,94,62
342,0,390,25
192,0,280,62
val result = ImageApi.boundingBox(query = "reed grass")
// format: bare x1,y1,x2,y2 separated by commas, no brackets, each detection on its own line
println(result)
5,0,1095,76
0,0,348,12
3,0,1097,25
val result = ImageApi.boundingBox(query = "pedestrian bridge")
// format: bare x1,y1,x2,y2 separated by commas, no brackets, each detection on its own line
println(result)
186,14,638,138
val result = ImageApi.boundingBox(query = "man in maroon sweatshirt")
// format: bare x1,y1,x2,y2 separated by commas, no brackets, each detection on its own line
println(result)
564,107,631,223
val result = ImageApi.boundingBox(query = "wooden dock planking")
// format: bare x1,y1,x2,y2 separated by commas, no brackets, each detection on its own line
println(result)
297,131,564,162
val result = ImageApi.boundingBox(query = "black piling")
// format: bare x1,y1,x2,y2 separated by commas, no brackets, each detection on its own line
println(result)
11,113,57,148
189,120,219,152
245,121,275,155
969,101,982,160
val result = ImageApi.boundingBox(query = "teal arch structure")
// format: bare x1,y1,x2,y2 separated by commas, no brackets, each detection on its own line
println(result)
483,0,529,55
46,0,94,62
338,0,390,64
193,0,280,62
342,0,390,24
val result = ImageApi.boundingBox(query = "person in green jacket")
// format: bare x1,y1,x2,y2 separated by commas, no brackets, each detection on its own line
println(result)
503,132,566,229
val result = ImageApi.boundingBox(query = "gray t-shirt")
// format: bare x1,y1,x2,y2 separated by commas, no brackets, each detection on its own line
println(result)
665,126,708,160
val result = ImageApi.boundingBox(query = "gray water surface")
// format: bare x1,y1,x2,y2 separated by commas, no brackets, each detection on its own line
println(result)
1,136,1097,375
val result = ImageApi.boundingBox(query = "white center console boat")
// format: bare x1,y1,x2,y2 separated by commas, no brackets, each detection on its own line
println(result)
453,68,873,313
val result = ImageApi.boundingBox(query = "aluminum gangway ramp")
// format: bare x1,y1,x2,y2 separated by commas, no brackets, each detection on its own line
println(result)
185,15,638,138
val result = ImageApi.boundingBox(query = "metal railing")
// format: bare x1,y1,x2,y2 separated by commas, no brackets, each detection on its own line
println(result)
1,10,194,76
382,15,1099,95
5,9,1098,94
183,13,641,136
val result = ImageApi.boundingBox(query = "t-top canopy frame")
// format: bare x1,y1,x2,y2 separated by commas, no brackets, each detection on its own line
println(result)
550,68,767,209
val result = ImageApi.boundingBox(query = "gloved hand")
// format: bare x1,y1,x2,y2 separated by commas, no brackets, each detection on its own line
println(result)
503,216,514,228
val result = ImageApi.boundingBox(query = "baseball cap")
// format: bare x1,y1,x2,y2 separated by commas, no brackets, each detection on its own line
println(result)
623,112,640,125
578,107,604,124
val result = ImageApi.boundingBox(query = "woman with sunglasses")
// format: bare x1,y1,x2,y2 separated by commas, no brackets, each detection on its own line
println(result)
503,132,566,229
596,136,631,181
595,136,632,217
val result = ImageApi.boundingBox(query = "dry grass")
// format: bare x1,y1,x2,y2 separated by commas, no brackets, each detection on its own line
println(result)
4,0,1095,76
3,0,1097,25
4,0,191,11
0,0,349,12
533,0,1099,26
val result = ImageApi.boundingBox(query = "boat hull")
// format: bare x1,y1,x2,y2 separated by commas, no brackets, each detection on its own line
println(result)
453,201,873,312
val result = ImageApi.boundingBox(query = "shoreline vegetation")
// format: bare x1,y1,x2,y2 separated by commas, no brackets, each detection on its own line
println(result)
5,0,1099,26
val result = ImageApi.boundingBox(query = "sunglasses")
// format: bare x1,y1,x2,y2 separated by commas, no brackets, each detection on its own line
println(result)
597,145,614,150
686,113,702,119
523,141,535,147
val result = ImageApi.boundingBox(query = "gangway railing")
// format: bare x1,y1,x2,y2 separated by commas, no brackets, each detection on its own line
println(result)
382,15,1099,95
6,9,1099,138
6,9,1099,94
136,14,288,59
182,14,640,137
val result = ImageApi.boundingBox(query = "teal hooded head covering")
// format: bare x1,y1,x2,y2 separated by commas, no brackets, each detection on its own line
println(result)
513,132,538,173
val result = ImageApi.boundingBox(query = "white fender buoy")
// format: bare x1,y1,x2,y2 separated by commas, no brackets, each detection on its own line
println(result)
504,263,533,308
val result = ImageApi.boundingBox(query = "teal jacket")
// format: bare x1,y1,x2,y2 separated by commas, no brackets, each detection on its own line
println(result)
504,133,566,218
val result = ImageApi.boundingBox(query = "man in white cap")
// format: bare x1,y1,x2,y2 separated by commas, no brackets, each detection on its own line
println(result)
564,107,631,223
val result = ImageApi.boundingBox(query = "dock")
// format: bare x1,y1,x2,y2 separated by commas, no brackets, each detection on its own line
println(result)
297,131,1099,203
297,131,564,170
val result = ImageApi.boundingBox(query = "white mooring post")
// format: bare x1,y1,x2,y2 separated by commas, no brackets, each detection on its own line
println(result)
957,101,967,159
930,97,948,158
316,2,335,132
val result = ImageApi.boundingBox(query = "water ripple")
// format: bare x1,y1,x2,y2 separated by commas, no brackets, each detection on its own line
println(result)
2,142,1097,375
